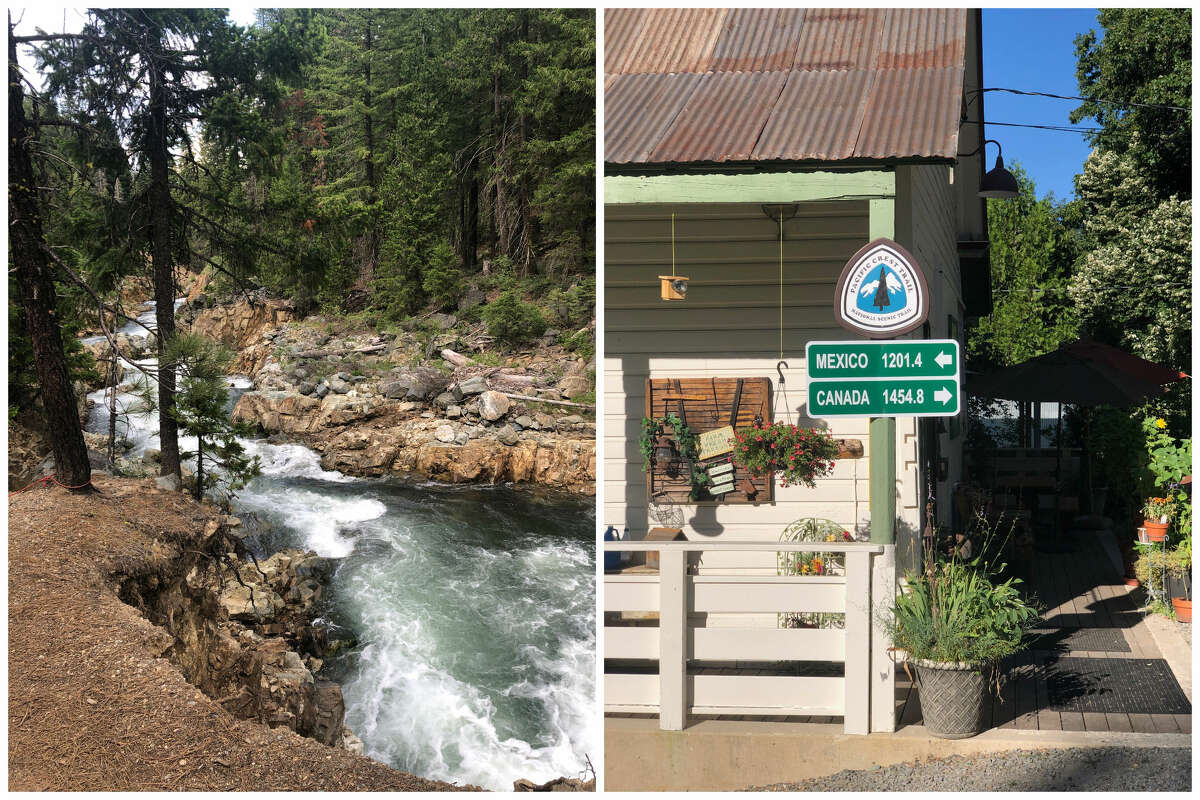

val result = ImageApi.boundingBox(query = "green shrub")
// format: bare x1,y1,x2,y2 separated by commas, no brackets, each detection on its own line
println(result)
483,290,546,344
559,329,594,360
421,242,463,312
887,522,1040,667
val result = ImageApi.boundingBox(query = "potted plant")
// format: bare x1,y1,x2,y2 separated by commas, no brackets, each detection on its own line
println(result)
886,529,1040,739
1167,538,1191,623
732,421,839,488
1142,496,1174,542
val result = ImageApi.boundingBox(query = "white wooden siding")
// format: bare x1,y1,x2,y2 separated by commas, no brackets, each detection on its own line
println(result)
604,201,925,568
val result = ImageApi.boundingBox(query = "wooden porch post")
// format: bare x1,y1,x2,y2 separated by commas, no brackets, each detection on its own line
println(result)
659,548,688,730
870,545,897,732
844,549,871,734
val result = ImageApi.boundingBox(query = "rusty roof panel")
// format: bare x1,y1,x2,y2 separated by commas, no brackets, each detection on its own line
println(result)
793,8,881,71
603,8,968,164
603,8,649,74
606,8,728,75
856,67,964,158
707,7,807,73
873,8,966,70
605,72,703,165
753,70,874,161
650,71,788,163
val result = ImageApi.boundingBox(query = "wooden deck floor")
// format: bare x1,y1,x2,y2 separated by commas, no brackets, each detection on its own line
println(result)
897,529,1191,734
607,529,1192,733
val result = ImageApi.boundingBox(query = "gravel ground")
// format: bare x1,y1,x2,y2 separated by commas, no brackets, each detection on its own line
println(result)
750,747,1191,792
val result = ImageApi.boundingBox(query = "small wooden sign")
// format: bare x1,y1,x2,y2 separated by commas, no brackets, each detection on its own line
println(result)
696,425,736,461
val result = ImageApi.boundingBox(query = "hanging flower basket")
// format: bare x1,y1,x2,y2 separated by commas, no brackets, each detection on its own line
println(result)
732,422,839,488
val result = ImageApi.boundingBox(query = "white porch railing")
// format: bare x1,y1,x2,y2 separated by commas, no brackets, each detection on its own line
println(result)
604,540,896,734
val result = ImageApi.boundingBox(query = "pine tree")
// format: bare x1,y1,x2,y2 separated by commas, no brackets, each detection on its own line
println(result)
165,334,261,502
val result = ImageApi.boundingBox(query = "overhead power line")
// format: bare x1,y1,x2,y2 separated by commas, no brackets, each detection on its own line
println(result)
983,120,1103,134
979,87,1190,113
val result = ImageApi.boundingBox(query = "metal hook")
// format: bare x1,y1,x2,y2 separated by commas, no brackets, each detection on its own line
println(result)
776,360,789,386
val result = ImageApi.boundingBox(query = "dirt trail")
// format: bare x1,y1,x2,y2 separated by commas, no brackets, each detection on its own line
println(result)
8,476,473,791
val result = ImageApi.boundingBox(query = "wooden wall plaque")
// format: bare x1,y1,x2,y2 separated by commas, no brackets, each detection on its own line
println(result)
645,377,772,505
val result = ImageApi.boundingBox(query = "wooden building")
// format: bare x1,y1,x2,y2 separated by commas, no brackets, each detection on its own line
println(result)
603,8,992,731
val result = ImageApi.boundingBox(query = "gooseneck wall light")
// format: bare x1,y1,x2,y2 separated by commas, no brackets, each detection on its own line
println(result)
977,139,1020,199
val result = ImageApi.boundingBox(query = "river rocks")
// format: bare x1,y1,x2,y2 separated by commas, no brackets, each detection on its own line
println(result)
232,391,382,435
457,375,488,396
232,391,320,432
327,376,351,395
498,424,521,446
479,390,511,422
557,375,591,399
314,383,330,398
189,297,297,349
156,474,181,492
400,437,596,493
318,432,400,476
379,366,450,401
220,583,286,623
435,424,456,443
514,415,535,430
342,727,365,756
446,405,462,419
434,391,456,410
298,381,316,396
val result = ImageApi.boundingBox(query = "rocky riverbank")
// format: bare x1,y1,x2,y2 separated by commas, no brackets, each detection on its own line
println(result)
187,294,596,494
8,476,471,790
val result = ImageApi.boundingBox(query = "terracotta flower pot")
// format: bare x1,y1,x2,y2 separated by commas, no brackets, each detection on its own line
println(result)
1143,520,1169,542
1124,578,1141,589
1172,597,1191,623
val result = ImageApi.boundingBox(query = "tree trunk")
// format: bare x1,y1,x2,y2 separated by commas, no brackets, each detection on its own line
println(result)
194,436,204,502
8,20,92,489
148,44,180,480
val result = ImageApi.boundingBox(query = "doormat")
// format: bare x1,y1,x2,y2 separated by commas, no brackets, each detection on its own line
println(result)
1043,657,1191,715
1029,627,1131,653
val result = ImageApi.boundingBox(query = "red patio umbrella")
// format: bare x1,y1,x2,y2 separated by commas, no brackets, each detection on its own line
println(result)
968,339,1187,407
967,339,1188,550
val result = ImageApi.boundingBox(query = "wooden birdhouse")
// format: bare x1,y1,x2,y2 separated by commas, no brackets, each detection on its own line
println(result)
658,275,689,301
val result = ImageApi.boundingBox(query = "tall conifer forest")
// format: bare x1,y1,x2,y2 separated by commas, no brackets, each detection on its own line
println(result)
8,9,595,479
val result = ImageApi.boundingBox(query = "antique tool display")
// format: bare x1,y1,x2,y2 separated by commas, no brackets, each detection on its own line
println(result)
644,376,772,504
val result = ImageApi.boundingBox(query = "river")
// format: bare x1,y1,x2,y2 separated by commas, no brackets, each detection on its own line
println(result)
83,314,596,790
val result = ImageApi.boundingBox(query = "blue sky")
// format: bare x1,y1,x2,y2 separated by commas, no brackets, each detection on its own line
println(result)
981,9,1102,203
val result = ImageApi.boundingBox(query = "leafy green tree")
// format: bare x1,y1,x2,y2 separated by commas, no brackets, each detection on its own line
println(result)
165,334,260,502
968,165,1080,369
1071,8,1192,201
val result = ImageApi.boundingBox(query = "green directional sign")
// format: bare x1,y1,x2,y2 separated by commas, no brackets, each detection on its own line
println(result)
809,378,960,417
806,339,960,379
806,339,961,418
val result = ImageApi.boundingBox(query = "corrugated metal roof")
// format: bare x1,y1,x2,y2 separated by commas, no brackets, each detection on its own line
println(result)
605,8,967,165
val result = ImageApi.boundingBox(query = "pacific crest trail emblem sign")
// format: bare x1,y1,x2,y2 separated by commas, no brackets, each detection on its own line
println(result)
833,238,929,338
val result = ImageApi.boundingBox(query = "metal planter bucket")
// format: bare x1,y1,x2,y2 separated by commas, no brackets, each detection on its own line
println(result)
911,658,993,739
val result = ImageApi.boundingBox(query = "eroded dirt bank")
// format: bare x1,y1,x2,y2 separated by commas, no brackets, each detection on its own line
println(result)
7,476,473,791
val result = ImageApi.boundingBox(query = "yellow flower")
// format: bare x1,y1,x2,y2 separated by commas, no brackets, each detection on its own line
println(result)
800,564,811,574
1156,418,1167,429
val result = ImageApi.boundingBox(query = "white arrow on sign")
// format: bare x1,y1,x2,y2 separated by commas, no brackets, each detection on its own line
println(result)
934,350,954,369
934,387,953,405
